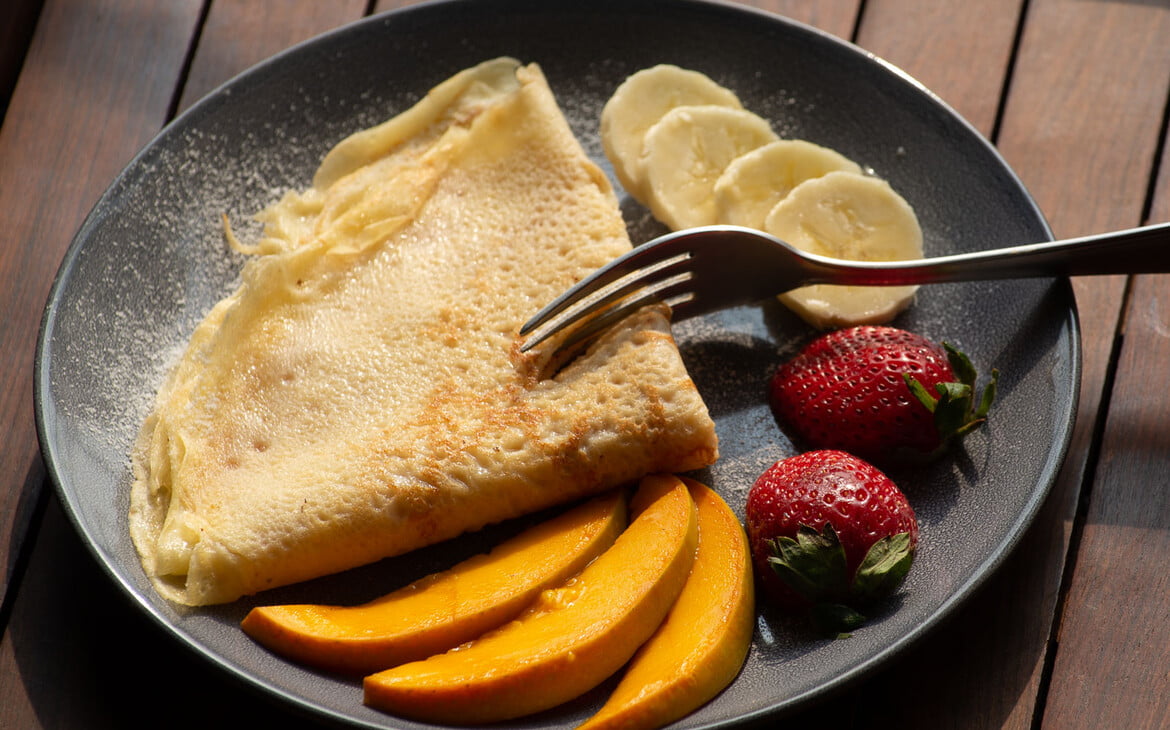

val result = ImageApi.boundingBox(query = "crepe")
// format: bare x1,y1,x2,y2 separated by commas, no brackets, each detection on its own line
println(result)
129,58,719,606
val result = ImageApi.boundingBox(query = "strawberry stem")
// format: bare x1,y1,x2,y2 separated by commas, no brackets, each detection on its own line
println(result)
767,523,915,636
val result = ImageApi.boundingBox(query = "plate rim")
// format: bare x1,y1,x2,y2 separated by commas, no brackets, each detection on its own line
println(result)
32,0,1082,726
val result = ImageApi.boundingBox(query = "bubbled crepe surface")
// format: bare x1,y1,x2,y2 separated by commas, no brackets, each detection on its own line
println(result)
129,59,718,606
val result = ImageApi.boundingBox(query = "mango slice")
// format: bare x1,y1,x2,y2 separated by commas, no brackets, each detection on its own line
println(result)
579,477,755,730
363,474,699,724
240,489,627,674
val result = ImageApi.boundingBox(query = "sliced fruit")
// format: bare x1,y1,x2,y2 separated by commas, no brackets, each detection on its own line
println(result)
763,170,923,329
240,489,627,675
640,104,778,230
579,477,754,730
713,139,862,228
363,474,699,725
600,64,743,202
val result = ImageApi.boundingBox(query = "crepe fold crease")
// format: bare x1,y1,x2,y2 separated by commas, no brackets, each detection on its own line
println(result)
129,58,718,606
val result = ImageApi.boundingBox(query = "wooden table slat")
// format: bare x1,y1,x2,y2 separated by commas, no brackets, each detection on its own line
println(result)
990,0,1170,727
1038,1,1170,720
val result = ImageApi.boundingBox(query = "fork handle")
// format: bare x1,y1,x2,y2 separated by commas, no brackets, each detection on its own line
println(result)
812,222,1170,286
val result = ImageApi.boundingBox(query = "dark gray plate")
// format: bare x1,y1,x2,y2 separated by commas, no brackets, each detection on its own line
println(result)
35,0,1078,727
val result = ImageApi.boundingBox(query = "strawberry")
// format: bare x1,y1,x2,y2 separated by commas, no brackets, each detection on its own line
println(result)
769,325,997,466
745,450,918,635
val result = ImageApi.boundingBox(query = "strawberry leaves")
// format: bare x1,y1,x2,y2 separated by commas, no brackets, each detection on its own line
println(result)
766,522,915,637
903,341,999,457
852,532,915,603
767,524,851,603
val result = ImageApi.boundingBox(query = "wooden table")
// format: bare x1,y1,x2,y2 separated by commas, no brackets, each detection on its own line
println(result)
2,1,1168,727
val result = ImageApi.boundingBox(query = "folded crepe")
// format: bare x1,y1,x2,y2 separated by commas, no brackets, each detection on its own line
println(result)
129,58,718,606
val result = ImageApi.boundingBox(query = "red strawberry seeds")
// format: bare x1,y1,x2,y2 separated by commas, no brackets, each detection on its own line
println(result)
769,325,997,466
746,450,918,634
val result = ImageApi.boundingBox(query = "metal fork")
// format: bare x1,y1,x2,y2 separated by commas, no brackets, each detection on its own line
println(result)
518,222,1170,353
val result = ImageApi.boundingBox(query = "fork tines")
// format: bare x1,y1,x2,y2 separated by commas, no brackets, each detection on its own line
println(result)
518,249,695,353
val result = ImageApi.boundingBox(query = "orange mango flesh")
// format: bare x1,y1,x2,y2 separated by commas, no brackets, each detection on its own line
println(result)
362,474,699,725
240,489,627,674
578,477,755,730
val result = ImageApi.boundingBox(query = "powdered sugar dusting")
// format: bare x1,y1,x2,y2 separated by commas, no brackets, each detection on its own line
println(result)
45,120,302,466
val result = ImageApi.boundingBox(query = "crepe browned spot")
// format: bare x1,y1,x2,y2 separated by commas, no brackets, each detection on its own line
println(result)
129,58,718,606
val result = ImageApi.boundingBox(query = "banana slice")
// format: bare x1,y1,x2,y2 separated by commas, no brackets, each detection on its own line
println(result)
763,170,923,329
640,105,778,230
600,65,742,202
713,139,862,229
